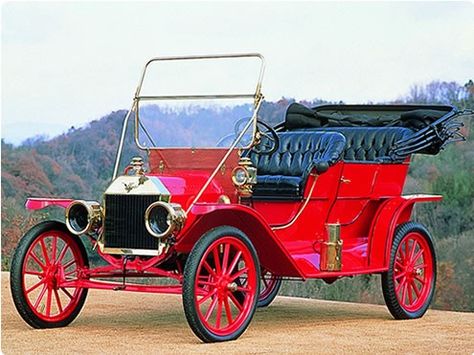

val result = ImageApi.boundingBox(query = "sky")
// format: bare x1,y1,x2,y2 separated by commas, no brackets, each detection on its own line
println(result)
2,1,474,145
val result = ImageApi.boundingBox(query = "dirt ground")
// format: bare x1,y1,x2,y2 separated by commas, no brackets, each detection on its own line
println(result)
1,272,473,354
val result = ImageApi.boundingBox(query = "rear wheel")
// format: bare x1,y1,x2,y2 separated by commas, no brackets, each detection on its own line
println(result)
382,222,436,319
257,268,282,308
10,221,89,328
182,226,259,342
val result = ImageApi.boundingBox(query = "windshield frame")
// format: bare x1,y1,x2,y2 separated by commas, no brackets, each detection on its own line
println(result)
133,54,265,151
112,53,266,181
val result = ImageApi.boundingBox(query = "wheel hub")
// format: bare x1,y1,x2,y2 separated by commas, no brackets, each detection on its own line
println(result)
227,282,238,292
44,264,61,289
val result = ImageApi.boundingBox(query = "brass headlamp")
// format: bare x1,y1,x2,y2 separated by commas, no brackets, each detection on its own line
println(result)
231,157,257,197
65,200,103,235
145,201,186,239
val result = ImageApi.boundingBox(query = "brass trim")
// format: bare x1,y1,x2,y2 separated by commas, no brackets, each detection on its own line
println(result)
99,245,160,256
144,201,186,238
232,157,257,197
65,200,103,235
231,166,249,187
320,223,343,271
112,101,137,181
217,195,231,204
112,53,265,181
271,176,318,231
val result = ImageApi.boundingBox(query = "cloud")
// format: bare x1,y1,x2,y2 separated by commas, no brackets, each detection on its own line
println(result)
2,2,473,144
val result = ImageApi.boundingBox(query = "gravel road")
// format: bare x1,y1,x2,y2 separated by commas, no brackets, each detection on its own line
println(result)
2,272,473,354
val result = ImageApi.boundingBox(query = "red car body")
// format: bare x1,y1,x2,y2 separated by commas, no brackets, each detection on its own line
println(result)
11,54,465,343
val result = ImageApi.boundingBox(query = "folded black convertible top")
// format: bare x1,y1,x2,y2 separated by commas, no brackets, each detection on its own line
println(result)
281,103,464,157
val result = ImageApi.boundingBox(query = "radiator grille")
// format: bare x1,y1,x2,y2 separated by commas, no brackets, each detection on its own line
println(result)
104,194,160,251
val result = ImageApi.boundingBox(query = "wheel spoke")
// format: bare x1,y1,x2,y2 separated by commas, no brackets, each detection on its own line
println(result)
25,279,45,294
198,288,217,305
401,282,408,305
40,239,50,266
407,282,413,306
409,240,418,261
229,267,249,281
64,269,78,277
215,299,223,328
224,297,233,324
62,259,76,270
34,285,48,309
60,287,74,300
54,289,63,313
228,292,243,312
29,252,46,270
394,271,406,280
197,280,216,287
212,248,222,274
221,243,230,274
45,288,52,316
202,261,217,278
414,275,425,285
204,296,218,321
411,249,424,265
398,249,405,263
57,245,70,264
412,280,421,298
227,251,242,276
51,236,58,264
395,276,406,293
24,270,43,277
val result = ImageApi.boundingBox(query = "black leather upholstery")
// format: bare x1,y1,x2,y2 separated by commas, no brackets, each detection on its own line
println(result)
309,127,414,162
249,132,346,198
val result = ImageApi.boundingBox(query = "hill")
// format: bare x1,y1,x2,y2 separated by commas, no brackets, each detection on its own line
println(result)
1,81,473,312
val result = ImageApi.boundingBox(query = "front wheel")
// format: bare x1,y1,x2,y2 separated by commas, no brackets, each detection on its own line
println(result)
182,226,260,342
382,222,436,319
10,221,89,328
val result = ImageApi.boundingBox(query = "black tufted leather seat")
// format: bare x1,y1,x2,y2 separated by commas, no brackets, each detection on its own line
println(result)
309,127,414,162
249,131,346,198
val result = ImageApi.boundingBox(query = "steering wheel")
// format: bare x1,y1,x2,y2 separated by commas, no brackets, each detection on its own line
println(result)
251,120,279,155
216,117,279,155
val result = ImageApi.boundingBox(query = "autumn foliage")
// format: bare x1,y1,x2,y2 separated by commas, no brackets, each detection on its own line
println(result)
1,81,473,311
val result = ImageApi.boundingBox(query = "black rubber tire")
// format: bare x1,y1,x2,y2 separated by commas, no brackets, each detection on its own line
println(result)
381,222,436,320
10,220,89,329
257,274,282,308
182,226,260,343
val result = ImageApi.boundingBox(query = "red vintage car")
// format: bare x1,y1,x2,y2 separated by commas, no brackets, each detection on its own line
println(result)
10,54,465,342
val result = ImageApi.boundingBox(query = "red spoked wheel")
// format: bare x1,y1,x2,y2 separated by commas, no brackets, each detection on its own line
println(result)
183,226,259,342
382,222,436,319
10,221,89,328
257,268,282,308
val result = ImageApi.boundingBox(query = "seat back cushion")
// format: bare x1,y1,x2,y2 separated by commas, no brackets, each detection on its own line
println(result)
250,131,346,176
308,127,414,161
248,131,345,198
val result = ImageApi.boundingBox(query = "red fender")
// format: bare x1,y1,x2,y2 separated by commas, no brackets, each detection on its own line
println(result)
368,194,442,269
25,197,74,210
175,203,303,278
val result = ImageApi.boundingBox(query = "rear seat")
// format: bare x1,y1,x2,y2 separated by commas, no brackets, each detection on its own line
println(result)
249,131,346,199
305,127,414,162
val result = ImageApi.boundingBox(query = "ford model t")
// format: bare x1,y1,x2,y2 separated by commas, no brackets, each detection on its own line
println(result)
10,54,466,342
